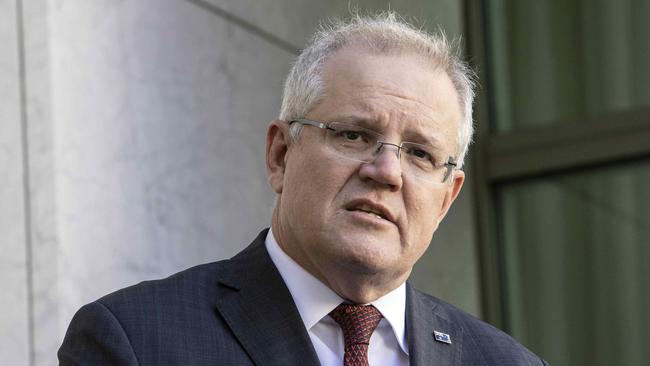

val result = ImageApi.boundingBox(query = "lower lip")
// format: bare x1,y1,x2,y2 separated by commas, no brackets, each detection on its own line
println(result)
345,209,394,228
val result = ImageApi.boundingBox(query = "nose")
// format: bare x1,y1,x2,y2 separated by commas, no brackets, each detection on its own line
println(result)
358,142,403,190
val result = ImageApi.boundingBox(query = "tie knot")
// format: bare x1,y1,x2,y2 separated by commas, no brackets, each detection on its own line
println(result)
329,304,383,346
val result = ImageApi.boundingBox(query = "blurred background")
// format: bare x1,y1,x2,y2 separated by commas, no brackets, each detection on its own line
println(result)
1,0,648,365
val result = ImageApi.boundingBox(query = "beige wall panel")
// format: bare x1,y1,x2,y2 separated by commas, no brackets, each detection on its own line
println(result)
45,0,292,360
198,0,463,48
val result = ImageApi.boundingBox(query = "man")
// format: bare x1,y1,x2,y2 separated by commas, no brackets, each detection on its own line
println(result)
59,13,548,365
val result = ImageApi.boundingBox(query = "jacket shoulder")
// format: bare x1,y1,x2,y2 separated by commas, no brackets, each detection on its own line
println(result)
97,261,225,310
60,260,252,365
411,288,548,365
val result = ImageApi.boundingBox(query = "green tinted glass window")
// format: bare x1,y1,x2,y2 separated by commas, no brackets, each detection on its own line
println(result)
498,159,650,365
487,0,650,132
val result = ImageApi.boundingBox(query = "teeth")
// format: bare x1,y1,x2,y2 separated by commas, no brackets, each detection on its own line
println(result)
356,204,384,219
361,210,381,218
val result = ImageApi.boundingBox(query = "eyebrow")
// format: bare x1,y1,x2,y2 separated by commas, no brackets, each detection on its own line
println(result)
327,114,449,148
403,130,446,148
332,115,377,128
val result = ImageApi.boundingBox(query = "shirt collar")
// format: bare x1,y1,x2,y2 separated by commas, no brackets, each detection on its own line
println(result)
265,229,409,354
371,280,408,354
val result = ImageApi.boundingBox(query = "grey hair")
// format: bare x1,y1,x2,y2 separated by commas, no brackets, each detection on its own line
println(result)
279,12,476,168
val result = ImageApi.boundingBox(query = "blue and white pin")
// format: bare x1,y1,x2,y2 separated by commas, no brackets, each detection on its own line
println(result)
433,330,452,344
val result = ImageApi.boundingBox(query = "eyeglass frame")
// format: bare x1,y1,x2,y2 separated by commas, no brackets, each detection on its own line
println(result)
288,118,459,184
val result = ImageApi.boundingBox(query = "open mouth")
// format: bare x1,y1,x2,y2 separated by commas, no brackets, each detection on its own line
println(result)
349,206,387,220
345,200,393,223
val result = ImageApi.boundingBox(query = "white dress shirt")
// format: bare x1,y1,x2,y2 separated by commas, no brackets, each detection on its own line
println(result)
265,229,409,366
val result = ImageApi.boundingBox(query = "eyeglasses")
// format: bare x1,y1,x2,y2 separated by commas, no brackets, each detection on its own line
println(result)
289,118,457,184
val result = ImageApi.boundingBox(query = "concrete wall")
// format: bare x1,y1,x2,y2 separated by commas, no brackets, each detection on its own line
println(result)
0,0,31,363
0,0,477,364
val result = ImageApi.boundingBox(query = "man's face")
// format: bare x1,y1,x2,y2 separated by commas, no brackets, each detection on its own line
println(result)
267,48,465,301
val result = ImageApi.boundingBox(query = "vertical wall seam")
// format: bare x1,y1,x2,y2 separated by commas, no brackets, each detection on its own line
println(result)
15,0,35,365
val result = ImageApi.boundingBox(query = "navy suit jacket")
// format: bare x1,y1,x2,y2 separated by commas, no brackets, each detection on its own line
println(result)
59,229,548,365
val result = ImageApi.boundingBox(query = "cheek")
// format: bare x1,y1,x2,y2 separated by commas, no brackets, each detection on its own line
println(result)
283,153,342,212
405,189,446,236
295,152,353,192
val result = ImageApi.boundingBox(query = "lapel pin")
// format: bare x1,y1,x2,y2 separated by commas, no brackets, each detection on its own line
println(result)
433,330,452,344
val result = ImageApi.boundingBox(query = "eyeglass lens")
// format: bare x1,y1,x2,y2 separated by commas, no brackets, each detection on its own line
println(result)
324,122,452,183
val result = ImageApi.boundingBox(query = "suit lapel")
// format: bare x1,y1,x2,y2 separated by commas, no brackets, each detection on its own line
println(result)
213,230,320,366
407,284,463,366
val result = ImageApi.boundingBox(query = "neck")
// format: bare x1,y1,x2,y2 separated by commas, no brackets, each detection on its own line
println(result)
326,273,408,304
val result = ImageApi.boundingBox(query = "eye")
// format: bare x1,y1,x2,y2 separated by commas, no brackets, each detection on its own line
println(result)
335,129,370,142
327,122,377,149
407,147,433,161
343,131,362,141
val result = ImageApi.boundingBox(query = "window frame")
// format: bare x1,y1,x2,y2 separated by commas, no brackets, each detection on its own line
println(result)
463,0,650,329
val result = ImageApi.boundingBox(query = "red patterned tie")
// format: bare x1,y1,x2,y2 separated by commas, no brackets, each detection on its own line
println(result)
329,304,383,366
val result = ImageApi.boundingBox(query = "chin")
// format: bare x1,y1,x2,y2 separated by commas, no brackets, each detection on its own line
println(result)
333,243,397,275
316,224,401,268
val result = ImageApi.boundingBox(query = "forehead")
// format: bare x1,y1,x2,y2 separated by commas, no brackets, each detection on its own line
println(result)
312,48,462,148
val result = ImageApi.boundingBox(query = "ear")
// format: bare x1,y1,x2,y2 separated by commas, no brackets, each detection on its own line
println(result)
435,170,465,225
266,119,291,194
